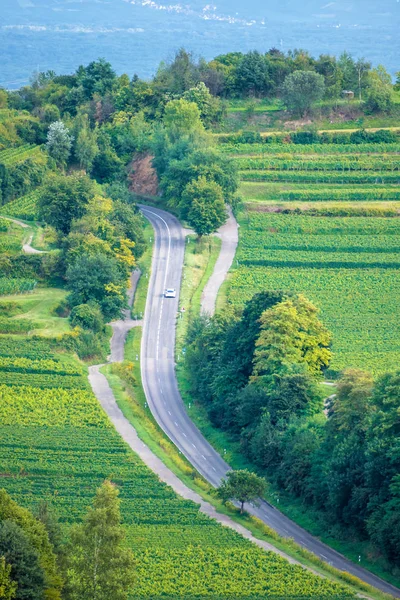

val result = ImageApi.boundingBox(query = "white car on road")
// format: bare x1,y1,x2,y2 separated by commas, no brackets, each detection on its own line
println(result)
164,288,176,298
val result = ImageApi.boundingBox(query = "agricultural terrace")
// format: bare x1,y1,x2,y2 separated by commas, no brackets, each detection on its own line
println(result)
221,134,400,375
0,318,353,599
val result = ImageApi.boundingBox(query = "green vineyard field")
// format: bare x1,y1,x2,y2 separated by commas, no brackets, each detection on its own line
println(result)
228,213,400,375
0,324,353,598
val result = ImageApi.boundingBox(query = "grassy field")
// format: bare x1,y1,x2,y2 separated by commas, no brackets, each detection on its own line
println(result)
216,96,400,133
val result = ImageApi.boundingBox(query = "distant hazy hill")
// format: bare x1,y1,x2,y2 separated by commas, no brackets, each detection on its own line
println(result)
1,0,399,88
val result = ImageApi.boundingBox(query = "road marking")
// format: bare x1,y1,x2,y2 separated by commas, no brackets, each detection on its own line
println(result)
141,208,172,362
174,421,179,427
168,410,171,415
182,432,187,438
321,554,328,560
192,443,196,449
212,467,216,472
201,454,207,461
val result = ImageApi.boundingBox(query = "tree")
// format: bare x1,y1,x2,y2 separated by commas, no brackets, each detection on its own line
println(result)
182,176,226,236
66,254,126,320
66,481,134,600
0,489,62,599
216,470,266,513
234,51,270,97
0,556,17,600
183,82,222,126
161,148,238,213
46,121,73,165
365,66,394,113
163,98,205,144
355,58,371,102
0,520,45,600
282,71,325,117
78,59,116,99
252,295,332,382
38,173,95,235
75,123,99,172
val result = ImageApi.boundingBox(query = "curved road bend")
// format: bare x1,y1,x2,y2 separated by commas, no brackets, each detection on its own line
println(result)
140,205,400,599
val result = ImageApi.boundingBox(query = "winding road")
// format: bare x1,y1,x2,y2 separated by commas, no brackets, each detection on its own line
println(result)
140,205,400,599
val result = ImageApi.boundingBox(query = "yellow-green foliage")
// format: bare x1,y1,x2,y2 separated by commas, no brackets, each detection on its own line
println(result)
0,489,62,599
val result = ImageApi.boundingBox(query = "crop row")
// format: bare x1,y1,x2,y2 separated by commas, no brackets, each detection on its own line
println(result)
0,318,41,334
0,356,84,376
1,189,41,221
219,142,400,155
0,337,53,359
242,186,400,202
240,170,400,184
235,156,400,172
0,278,37,296
0,144,43,166
0,371,89,389
245,213,400,235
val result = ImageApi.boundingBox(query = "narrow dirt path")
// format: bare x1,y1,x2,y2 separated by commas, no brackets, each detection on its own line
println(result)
201,206,238,315
1,216,44,254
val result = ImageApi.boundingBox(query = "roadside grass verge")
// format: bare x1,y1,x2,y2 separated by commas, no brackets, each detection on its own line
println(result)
176,235,221,352
132,219,153,318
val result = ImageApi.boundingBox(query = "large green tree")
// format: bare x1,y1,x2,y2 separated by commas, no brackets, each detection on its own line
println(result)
46,120,73,165
182,176,226,236
216,470,266,514
252,295,332,382
282,70,325,116
66,254,126,320
66,481,134,600
0,521,45,600
38,173,95,235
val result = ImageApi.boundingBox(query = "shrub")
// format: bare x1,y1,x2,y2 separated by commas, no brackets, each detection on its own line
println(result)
70,303,104,332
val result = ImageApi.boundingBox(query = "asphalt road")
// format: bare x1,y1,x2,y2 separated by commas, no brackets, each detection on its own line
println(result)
140,205,400,599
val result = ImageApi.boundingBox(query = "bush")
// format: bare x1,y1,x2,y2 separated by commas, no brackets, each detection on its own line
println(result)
70,303,104,332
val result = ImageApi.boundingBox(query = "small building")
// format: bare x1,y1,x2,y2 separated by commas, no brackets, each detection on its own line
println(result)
342,90,355,100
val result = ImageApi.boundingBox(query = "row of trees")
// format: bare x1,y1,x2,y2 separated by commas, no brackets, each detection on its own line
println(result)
185,292,400,566
0,482,135,600
3,49,397,151
36,172,145,354
152,98,239,235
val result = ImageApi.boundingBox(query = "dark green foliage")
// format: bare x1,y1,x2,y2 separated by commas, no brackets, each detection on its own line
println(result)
38,173,95,235
78,59,117,100
70,303,104,332
0,520,45,600
66,254,126,320
282,70,325,116
110,200,146,257
216,470,266,513
182,176,227,236
234,51,271,97
0,489,62,599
